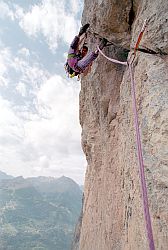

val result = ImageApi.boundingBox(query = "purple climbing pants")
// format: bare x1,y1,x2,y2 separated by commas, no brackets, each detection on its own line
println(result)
67,36,98,73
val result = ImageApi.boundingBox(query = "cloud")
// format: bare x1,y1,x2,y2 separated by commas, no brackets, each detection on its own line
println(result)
0,0,86,184
0,96,23,137
0,49,86,183
18,47,30,57
14,0,81,51
16,81,27,97
0,42,49,97
3,50,42,94
23,74,85,177
0,1,14,20
0,75,86,183
0,0,82,51
0,46,12,86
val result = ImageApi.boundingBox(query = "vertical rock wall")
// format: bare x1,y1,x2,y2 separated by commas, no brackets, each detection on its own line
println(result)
78,0,168,249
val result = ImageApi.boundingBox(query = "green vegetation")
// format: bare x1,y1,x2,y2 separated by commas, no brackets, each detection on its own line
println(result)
0,175,82,250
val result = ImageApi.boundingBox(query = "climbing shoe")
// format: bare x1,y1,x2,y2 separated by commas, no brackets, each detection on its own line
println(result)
78,23,90,36
99,38,108,50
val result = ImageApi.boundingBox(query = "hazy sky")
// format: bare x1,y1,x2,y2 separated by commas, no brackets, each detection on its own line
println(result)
0,0,86,184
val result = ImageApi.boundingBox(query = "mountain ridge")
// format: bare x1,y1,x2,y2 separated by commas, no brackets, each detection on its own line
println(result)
0,170,14,180
0,171,82,250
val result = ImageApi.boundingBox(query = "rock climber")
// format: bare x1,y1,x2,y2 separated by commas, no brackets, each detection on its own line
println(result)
65,23,107,78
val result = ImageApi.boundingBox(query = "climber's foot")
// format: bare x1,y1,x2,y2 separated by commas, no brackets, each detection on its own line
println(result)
79,23,90,36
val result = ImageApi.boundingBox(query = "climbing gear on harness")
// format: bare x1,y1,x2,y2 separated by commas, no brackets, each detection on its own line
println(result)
97,20,155,250
79,23,90,36
64,62,79,78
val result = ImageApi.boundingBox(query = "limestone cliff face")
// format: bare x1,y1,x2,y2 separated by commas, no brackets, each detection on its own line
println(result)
78,0,168,250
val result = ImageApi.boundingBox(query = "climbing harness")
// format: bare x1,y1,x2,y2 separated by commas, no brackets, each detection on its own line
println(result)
64,62,77,78
97,20,155,250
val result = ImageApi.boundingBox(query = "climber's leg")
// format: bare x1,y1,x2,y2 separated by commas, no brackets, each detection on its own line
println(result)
70,36,80,50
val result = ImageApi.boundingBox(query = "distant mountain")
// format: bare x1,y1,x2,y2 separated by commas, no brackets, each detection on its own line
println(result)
0,174,83,250
0,171,13,180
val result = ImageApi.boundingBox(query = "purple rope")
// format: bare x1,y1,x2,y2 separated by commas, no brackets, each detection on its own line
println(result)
98,44,155,249
128,63,155,250
97,45,127,65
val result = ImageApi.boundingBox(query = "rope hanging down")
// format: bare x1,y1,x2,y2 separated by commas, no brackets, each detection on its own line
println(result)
98,20,155,250
128,63,155,250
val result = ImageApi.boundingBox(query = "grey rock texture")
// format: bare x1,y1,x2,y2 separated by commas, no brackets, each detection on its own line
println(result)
77,0,168,249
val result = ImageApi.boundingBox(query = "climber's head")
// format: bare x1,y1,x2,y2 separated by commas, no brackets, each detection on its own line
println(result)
81,45,88,57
